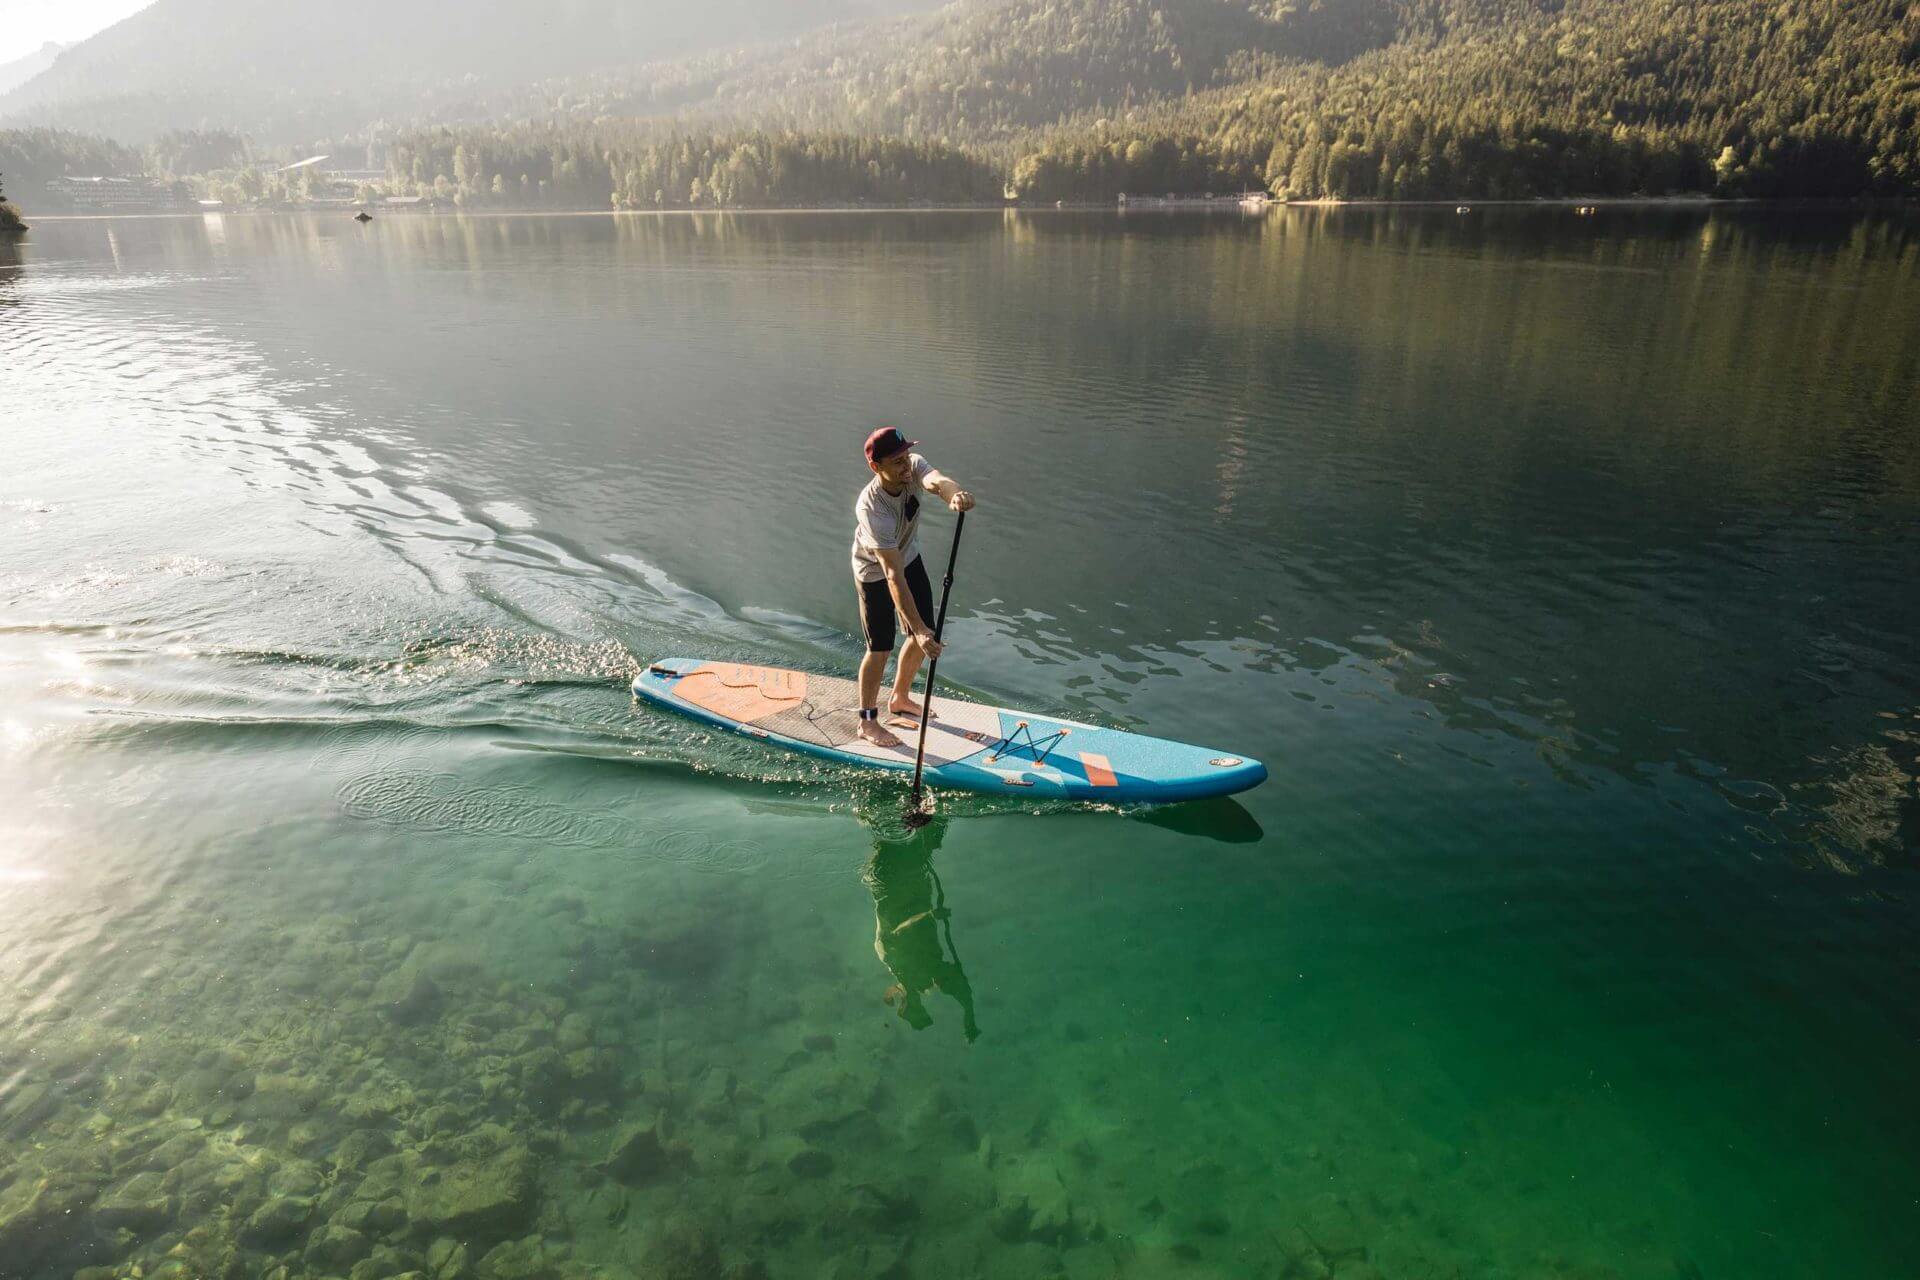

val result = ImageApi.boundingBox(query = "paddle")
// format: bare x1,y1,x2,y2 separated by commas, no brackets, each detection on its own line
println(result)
905,509,965,828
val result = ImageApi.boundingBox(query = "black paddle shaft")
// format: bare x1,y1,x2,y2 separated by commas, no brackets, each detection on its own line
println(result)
906,509,966,820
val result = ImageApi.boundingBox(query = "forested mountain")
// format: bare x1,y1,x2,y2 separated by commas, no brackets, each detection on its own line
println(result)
0,0,945,142
0,128,145,194
4,0,1916,205
392,0,1919,203
1014,0,1920,200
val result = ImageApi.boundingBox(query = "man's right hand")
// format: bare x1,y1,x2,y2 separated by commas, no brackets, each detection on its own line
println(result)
914,629,944,658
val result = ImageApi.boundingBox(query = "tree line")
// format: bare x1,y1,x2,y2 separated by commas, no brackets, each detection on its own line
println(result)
379,128,1002,208
4,0,1917,209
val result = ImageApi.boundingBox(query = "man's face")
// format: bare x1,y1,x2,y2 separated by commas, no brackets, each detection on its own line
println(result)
870,450,914,487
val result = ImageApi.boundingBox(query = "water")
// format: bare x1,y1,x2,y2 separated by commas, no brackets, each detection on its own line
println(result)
2,208,1917,1280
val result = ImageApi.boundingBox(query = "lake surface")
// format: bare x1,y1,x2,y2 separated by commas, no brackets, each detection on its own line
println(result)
2,207,1917,1280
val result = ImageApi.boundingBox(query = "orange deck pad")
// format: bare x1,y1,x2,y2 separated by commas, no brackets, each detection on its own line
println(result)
1080,752,1118,787
674,663,807,725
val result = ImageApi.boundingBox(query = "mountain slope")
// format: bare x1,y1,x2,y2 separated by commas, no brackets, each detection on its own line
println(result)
0,0,944,141
0,42,71,97
494,0,1920,198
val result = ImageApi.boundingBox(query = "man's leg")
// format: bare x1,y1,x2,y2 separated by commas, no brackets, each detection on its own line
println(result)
889,557,938,718
856,578,903,747
890,636,927,716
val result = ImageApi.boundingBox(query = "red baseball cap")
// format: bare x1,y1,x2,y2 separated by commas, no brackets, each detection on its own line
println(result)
864,426,918,464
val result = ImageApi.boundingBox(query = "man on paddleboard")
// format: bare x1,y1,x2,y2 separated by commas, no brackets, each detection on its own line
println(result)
852,426,975,748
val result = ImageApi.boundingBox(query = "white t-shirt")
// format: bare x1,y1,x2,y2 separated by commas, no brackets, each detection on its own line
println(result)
851,453,934,582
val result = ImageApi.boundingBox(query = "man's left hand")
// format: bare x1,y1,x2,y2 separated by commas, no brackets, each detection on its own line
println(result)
948,490,975,512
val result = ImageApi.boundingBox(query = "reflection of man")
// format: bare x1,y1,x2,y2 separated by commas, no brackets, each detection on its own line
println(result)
861,813,980,1041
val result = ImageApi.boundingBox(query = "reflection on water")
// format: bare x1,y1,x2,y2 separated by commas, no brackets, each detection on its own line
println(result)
0,209,1917,1279
861,812,982,1042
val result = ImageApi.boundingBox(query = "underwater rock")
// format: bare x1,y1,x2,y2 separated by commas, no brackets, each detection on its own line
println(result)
693,1067,738,1122
511,1047,572,1113
131,1082,175,1117
415,1102,466,1138
562,1047,619,1102
349,1243,424,1280
639,1218,725,1280
268,1156,325,1199
157,1221,247,1280
146,1131,207,1173
476,1234,560,1280
174,1066,234,1112
94,1170,174,1234
992,1156,1081,1247
556,1014,595,1052
1300,1192,1367,1261
0,1080,55,1129
785,1146,834,1180
428,1236,471,1279
597,1119,687,1185
385,972,444,1026
334,1196,408,1236
821,1237,910,1280
904,1092,977,1152
802,1033,835,1054
407,1147,539,1237
332,1128,396,1175
845,1184,918,1232
306,1223,374,1270
241,1193,315,1246
249,1072,326,1122
0,1174,100,1267
344,1077,417,1124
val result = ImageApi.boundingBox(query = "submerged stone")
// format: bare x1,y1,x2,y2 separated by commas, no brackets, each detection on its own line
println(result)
643,1218,725,1280
598,1119,685,1185
427,1236,470,1278
240,1193,314,1245
305,1222,374,1270
0,1174,100,1267
556,1013,594,1052
786,1146,834,1180
407,1147,539,1237
334,1195,408,1236
350,1243,424,1280
331,1128,396,1174
381,971,443,1026
476,1235,559,1280
94,1170,175,1233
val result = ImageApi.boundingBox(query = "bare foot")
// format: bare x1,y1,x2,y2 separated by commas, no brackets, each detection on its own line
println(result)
857,719,903,749
888,696,937,720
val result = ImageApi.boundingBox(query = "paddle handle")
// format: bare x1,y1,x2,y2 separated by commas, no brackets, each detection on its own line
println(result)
909,509,965,807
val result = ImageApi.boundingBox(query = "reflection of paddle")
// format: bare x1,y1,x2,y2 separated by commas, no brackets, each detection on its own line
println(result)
905,510,965,829
927,862,980,1042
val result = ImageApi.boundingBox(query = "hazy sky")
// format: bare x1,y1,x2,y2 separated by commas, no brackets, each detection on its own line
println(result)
0,0,155,67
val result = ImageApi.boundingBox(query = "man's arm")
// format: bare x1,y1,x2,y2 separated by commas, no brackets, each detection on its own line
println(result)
875,547,939,650
919,469,976,512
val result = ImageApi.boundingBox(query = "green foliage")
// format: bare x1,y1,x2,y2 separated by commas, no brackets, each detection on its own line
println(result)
381,127,1003,208
0,128,145,199
147,130,248,178
520,0,1920,202
12,0,1919,206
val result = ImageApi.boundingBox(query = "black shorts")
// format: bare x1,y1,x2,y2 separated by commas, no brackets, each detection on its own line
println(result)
858,557,934,653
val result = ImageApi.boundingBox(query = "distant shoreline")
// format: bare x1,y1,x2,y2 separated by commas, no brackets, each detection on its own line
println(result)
15,194,1912,223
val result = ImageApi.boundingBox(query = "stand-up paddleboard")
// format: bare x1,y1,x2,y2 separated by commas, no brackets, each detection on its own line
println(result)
632,659,1267,803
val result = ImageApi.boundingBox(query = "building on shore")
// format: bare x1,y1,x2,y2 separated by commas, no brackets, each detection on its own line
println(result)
45,176,187,212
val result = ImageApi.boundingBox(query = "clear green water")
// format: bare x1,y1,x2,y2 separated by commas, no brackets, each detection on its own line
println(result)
2,209,1917,1280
